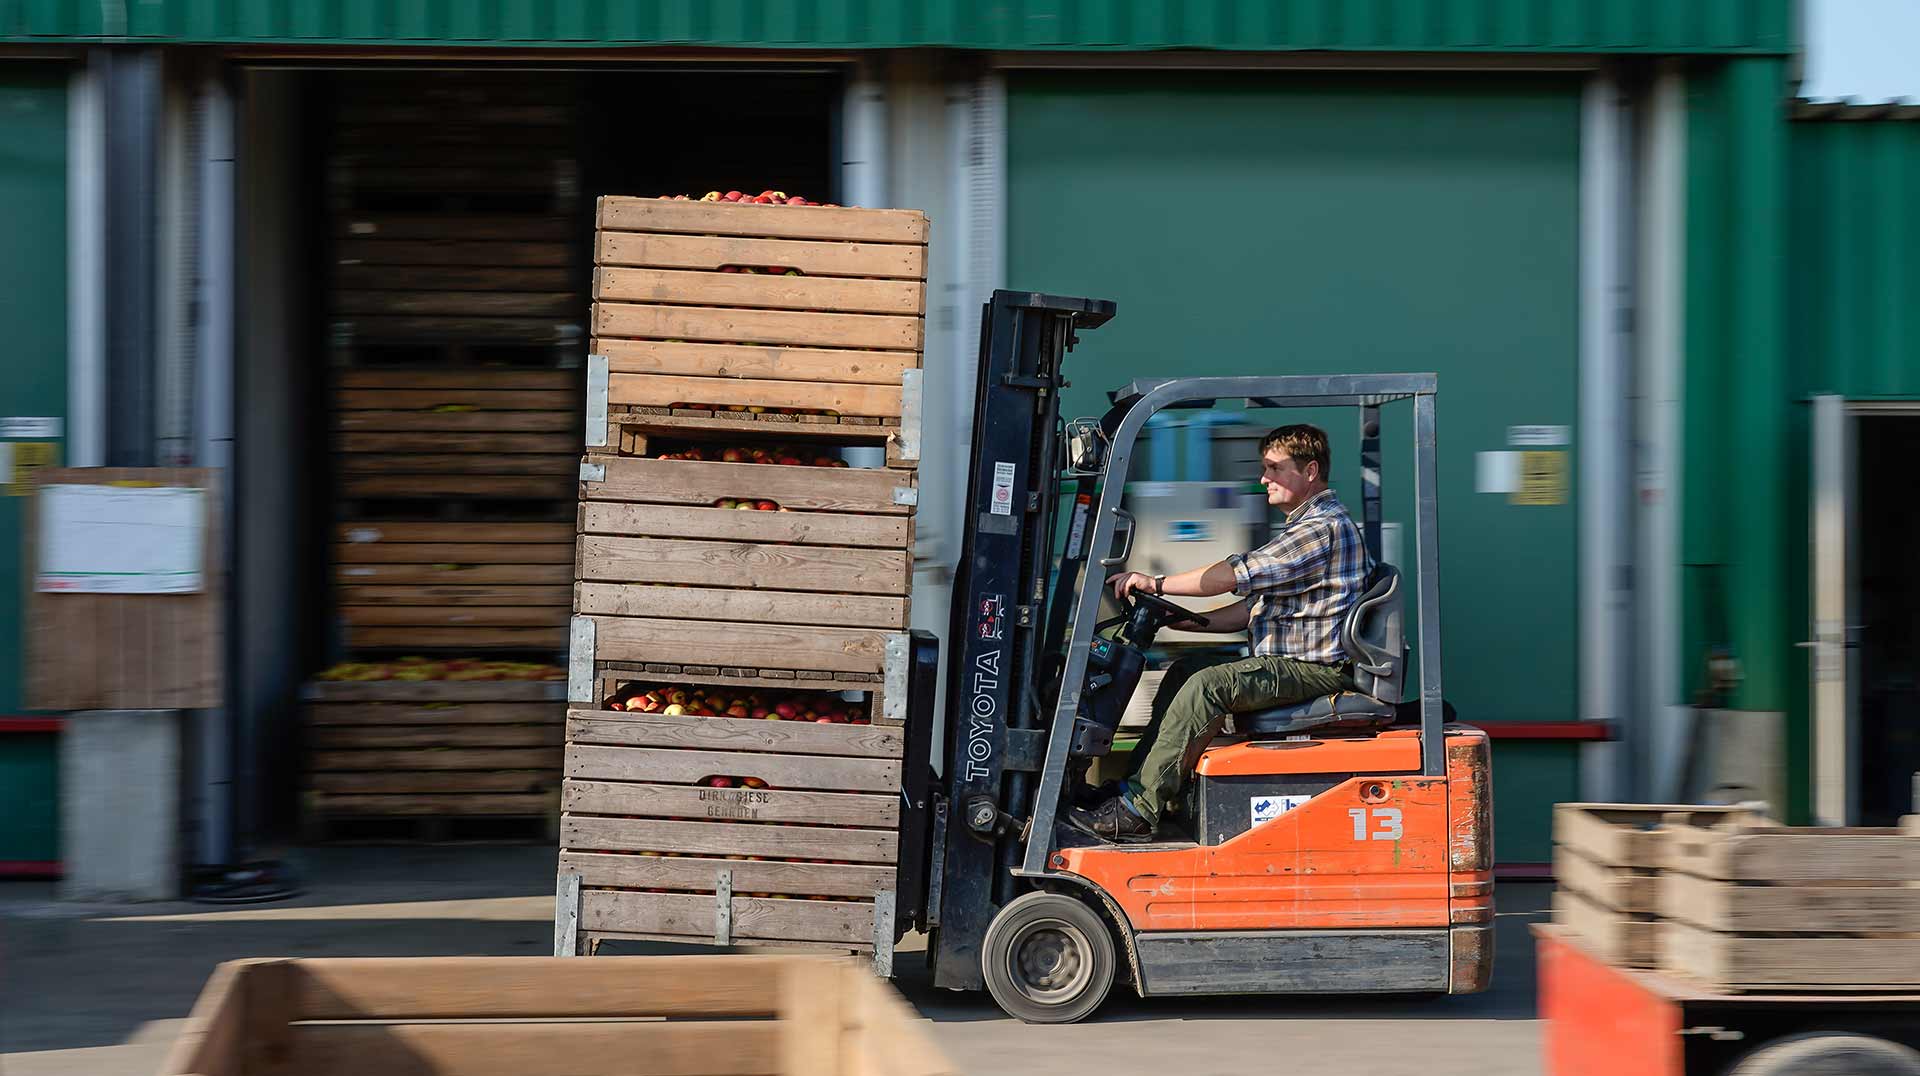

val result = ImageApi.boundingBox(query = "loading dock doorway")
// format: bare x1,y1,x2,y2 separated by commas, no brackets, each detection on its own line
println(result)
1810,396,1920,825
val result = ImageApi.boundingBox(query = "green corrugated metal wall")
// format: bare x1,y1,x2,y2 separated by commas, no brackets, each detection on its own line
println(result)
0,0,1792,52
1681,57,1802,818
1005,70,1583,861
0,64,67,865
1793,118,1920,400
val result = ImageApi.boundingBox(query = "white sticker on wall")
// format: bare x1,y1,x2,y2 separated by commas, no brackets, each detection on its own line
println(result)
1508,424,1570,447
990,461,1017,516
1250,793,1312,825
1476,451,1522,494
0,417,62,439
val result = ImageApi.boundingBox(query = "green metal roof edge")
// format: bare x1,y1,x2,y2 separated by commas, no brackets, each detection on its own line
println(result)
0,0,1796,55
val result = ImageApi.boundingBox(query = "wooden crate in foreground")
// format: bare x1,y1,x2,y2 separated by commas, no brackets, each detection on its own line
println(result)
160,955,955,1076
1549,803,1760,969
1658,816,1920,992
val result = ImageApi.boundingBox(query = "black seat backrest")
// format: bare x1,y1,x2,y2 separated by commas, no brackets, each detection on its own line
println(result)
1346,564,1405,704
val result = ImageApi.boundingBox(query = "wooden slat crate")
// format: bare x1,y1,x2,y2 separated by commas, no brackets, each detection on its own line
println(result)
160,955,956,1076
334,522,575,651
559,700,904,953
575,492,911,632
589,197,927,457
332,369,582,505
571,455,917,685
302,680,566,840
1657,816,1920,991
1550,803,1760,968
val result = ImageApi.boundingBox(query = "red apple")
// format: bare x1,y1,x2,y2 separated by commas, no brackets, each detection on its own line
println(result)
720,448,745,463
774,702,799,719
704,776,736,788
755,500,777,511
750,707,770,719
726,704,750,718
743,777,769,789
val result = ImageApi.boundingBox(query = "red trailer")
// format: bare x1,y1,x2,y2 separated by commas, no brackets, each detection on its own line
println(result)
1535,925,1920,1075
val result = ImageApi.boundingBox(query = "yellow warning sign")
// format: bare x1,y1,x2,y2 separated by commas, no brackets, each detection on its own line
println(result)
1511,451,1568,506
6,442,58,496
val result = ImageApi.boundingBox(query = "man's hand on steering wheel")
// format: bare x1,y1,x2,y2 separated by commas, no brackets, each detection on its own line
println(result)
1109,571,1160,602
1109,571,1211,630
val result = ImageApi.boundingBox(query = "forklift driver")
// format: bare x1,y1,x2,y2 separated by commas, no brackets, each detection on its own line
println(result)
1069,424,1375,841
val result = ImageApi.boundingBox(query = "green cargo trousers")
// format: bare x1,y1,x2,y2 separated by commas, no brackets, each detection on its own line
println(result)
1121,652,1352,827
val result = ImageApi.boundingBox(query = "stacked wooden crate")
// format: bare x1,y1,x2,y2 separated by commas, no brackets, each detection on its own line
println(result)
301,678,566,842
304,72,583,841
1551,803,1920,991
558,196,927,957
1658,816,1920,991
1547,803,1757,968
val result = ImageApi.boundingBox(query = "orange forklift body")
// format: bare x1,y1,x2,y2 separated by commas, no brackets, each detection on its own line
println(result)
1056,727,1493,936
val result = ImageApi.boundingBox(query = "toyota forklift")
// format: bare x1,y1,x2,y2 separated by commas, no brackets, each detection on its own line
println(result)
888,291,1495,1023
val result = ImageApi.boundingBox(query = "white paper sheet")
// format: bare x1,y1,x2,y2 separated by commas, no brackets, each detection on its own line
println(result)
36,485,206,593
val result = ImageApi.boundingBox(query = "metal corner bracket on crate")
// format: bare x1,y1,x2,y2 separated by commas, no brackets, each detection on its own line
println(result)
585,354,610,448
882,634,910,723
568,616,597,704
895,369,922,463
578,461,605,483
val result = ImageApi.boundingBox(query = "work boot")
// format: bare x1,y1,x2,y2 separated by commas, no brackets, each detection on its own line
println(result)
1067,795,1152,842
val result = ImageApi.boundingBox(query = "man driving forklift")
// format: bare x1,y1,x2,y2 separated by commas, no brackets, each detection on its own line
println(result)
1070,423,1374,841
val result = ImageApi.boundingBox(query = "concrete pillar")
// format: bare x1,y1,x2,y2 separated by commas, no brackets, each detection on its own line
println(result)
59,710,182,901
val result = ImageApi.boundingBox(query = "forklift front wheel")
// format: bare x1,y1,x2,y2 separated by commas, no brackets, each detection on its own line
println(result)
981,892,1117,1024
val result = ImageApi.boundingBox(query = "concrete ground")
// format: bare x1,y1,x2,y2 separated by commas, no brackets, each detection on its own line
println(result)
0,846,1548,1076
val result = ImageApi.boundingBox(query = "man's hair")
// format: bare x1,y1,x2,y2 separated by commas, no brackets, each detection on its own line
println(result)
1260,424,1331,480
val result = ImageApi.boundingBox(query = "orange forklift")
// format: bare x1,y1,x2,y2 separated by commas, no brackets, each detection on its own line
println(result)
888,292,1494,1022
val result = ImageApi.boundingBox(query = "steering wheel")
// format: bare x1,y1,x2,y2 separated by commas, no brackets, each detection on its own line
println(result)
1127,589,1210,628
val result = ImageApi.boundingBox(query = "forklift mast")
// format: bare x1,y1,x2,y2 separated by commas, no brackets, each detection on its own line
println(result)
923,292,1114,990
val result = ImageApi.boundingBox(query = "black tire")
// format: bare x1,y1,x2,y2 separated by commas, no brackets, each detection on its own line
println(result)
1728,1033,1920,1076
981,891,1117,1024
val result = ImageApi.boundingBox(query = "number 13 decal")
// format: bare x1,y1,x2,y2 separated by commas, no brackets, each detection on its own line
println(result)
1348,807,1404,841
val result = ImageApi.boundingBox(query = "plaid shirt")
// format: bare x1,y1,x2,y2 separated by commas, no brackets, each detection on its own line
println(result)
1225,489,1373,665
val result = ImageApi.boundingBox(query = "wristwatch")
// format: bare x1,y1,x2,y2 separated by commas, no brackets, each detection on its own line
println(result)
1152,574,1166,596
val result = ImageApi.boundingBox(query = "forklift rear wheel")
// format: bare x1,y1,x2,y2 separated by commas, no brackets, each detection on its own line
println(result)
1728,1033,1920,1075
982,892,1116,1024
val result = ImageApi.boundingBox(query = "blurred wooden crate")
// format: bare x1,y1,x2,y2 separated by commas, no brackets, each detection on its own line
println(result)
160,955,955,1076
1549,803,1759,969
334,522,575,651
1658,817,1920,991
301,679,566,840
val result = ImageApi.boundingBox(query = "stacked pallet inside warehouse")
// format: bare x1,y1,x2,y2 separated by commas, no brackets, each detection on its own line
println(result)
301,677,567,842
1550,803,1920,990
558,195,927,955
304,72,584,841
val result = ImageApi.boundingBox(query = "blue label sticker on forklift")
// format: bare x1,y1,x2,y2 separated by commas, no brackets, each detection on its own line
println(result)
1251,794,1311,825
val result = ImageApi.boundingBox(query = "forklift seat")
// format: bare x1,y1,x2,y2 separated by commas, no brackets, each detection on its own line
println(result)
1236,564,1405,738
